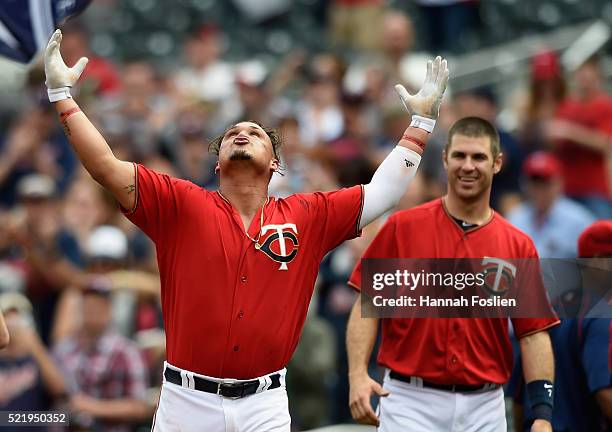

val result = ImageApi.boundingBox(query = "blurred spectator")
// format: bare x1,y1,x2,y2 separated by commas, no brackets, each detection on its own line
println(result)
60,24,121,97
507,152,594,258
414,0,480,53
328,0,384,52
53,283,150,432
511,221,612,431
546,55,612,218
162,107,217,189
517,49,566,155
296,57,344,147
11,174,83,345
0,104,78,206
63,178,116,250
98,61,175,160
287,290,336,430
173,26,239,131
235,60,281,127
317,220,385,424
0,310,7,349
0,293,66,414
454,87,524,213
380,10,430,95
0,209,27,294
54,226,161,343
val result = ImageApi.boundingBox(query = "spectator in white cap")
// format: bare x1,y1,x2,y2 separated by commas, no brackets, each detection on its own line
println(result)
87,225,128,270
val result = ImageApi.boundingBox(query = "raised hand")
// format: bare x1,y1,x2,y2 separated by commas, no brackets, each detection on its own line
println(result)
44,30,88,101
395,56,449,120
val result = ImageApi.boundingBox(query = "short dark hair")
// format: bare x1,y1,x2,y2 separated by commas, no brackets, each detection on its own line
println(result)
208,120,282,161
445,117,501,159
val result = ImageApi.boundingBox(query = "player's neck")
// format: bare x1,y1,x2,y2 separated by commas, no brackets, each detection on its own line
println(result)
443,194,492,225
219,180,268,220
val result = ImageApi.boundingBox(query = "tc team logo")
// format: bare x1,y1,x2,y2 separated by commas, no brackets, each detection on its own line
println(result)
480,257,517,296
258,224,299,270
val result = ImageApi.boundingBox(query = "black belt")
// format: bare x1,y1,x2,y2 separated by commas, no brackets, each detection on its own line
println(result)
389,371,499,393
164,367,281,399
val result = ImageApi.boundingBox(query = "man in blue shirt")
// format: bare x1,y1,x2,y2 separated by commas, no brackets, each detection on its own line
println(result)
508,151,594,258
511,221,612,431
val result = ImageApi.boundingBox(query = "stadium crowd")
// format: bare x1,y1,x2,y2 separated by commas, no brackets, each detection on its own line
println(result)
0,2,610,431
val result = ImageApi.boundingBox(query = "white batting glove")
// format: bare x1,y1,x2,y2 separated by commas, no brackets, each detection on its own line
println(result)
44,29,89,103
395,56,449,133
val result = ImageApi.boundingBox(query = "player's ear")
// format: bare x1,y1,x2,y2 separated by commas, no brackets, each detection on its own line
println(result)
270,158,279,173
214,161,220,174
493,152,503,174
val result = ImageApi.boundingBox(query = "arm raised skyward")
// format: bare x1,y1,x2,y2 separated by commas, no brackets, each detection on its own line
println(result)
44,30,136,211
360,56,449,229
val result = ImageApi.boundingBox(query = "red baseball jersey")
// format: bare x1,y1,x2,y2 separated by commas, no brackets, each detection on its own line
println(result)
349,198,559,385
124,164,363,379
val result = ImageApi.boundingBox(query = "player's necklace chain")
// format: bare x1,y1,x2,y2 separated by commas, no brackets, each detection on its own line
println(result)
217,191,268,250
245,201,266,250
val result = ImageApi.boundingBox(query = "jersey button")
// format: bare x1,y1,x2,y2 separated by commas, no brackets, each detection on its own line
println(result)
238,311,244,319
240,276,247,283
233,345,239,352
451,355,457,364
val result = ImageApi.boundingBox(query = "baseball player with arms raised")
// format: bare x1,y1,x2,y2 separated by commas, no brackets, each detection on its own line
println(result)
42,30,448,431
347,117,560,432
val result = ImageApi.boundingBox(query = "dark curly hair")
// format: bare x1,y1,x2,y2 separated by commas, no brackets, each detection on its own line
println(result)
208,120,282,161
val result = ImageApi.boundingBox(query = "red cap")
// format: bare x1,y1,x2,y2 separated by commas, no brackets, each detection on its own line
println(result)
523,151,561,178
531,50,561,80
578,220,612,258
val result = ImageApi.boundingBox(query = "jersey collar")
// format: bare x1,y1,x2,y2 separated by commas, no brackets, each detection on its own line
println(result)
440,197,496,235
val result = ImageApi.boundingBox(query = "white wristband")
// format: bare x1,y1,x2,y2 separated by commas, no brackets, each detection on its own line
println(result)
410,115,436,133
47,87,72,103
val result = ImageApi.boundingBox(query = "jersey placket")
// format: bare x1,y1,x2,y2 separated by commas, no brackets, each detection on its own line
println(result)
222,202,269,372
446,319,466,378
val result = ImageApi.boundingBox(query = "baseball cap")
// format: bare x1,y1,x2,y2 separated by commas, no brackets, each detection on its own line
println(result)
87,225,128,261
0,292,33,315
531,50,561,80
522,151,561,179
578,220,612,258
17,174,57,200
236,60,268,88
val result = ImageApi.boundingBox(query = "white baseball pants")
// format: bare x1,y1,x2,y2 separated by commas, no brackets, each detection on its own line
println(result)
152,362,291,432
378,370,506,432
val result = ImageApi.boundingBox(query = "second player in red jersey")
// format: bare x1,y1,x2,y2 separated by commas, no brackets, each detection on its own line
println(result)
347,117,559,432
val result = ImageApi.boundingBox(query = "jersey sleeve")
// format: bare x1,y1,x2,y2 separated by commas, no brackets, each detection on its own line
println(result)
512,240,560,338
582,318,612,393
348,216,399,292
300,185,364,256
121,163,189,243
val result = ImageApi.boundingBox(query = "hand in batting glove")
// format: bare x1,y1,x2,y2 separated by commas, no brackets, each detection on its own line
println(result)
44,29,89,102
395,56,449,133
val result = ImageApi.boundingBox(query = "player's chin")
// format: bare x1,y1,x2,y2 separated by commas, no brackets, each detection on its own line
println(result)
229,149,254,161
453,183,485,200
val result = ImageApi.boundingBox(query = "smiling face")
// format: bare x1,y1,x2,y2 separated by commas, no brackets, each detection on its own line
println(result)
216,122,279,177
443,133,502,204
